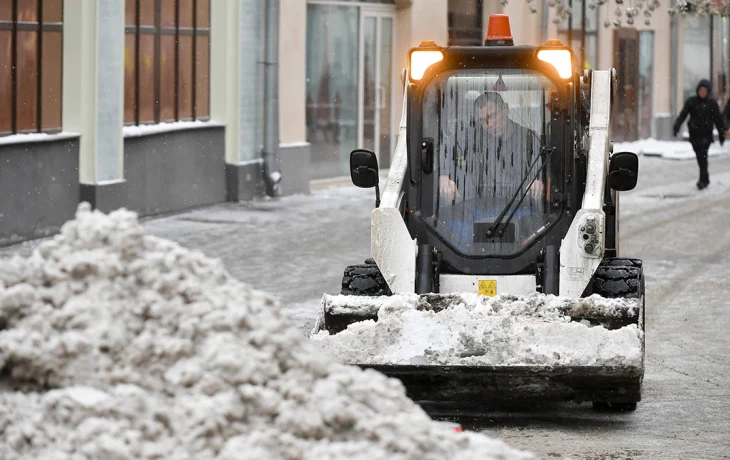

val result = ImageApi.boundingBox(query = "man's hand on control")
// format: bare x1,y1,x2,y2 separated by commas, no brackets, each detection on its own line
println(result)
529,179,545,199
439,176,460,200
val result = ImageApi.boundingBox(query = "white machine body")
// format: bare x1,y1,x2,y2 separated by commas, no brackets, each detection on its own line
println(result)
372,70,616,298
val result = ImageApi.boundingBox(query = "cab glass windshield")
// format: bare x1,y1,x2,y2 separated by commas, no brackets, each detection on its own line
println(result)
421,69,562,257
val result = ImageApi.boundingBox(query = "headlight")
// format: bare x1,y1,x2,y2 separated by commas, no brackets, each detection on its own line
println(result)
537,49,573,79
410,50,443,81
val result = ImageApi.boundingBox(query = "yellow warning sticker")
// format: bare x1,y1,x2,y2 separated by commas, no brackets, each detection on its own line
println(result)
478,280,497,297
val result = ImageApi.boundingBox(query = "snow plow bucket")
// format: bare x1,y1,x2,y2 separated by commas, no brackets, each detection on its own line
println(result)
360,364,643,409
311,293,644,407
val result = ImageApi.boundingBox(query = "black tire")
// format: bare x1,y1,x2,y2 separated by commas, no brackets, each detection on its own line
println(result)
341,264,392,296
589,257,646,331
589,258,645,412
590,258,643,299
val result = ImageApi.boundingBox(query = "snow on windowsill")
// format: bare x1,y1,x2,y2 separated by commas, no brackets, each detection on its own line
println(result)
237,158,264,166
123,120,225,138
309,169,390,192
280,141,311,149
0,131,80,146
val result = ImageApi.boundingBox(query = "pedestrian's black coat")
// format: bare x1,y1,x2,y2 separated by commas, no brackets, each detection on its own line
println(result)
673,80,726,144
674,79,723,189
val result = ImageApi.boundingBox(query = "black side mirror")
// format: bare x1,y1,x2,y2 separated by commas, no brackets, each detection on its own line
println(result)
608,151,639,191
350,149,381,208
350,149,379,188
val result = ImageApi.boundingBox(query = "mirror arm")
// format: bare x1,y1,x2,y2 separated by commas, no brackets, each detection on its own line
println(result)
375,184,381,208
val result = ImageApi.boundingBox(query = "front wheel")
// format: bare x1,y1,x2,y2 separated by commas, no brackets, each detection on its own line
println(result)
588,257,645,331
588,258,645,412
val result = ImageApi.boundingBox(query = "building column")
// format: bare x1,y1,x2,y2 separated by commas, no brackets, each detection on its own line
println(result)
211,0,267,201
63,0,126,212
278,0,310,196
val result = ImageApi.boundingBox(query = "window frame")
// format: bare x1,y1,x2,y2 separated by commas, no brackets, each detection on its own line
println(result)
557,0,599,69
0,0,64,136
447,0,484,47
124,0,210,126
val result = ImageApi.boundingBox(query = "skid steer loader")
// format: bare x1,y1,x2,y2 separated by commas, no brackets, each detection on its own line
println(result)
311,15,644,412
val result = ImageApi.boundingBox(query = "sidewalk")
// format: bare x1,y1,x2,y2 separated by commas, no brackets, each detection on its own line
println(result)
615,138,730,160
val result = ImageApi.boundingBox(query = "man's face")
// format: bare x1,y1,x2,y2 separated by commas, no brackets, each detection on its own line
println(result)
698,86,709,99
479,102,507,136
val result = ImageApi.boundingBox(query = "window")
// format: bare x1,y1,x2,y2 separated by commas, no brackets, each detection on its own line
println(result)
124,0,210,125
712,16,730,106
448,0,483,46
557,0,598,70
0,0,63,136
682,14,711,103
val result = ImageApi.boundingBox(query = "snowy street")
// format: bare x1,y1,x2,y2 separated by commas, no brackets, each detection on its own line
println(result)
2,152,730,458
6,1,730,457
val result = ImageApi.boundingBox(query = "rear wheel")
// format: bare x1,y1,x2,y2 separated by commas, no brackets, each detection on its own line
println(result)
341,261,392,296
588,257,645,412
322,261,392,335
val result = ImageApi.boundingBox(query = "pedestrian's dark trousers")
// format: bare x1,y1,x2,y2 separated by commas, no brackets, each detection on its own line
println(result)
691,139,711,184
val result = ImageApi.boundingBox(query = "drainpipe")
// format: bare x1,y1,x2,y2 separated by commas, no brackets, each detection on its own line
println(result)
671,15,679,118
262,0,282,197
241,0,261,163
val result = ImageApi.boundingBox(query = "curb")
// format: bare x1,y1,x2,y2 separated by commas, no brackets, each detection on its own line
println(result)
309,169,390,192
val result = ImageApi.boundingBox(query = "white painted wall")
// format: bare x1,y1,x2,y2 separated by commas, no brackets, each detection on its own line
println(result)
279,0,307,145
501,1,543,46
63,0,124,184
393,0,449,146
210,0,240,164
594,8,671,118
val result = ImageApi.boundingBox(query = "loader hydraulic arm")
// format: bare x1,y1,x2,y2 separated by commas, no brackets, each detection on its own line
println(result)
559,70,613,297
370,76,417,294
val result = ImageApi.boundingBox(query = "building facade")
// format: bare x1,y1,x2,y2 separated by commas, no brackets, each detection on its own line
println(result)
1,0,728,246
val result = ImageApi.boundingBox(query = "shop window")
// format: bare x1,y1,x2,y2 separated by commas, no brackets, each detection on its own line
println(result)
124,0,210,125
448,0,483,46
682,14,711,103
0,0,63,136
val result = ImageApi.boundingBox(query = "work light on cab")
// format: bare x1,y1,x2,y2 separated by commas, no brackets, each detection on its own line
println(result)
537,39,574,79
409,41,443,81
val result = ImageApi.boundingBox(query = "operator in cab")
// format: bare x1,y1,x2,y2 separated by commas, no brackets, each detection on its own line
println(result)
423,69,561,256
438,91,545,203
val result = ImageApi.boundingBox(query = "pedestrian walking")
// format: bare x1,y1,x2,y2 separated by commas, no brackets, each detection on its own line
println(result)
673,79,725,190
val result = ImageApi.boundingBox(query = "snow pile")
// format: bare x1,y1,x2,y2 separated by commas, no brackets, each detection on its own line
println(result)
312,293,643,367
614,138,730,160
0,204,533,460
